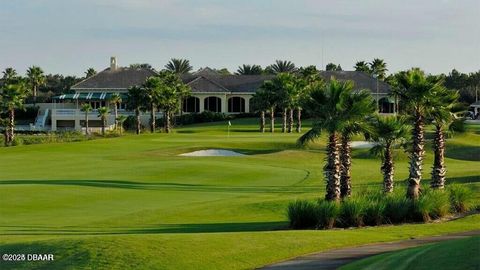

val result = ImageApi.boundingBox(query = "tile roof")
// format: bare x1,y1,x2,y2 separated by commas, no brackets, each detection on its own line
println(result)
71,67,157,89
71,66,391,95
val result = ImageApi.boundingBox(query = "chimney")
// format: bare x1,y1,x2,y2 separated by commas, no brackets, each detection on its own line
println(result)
110,56,118,71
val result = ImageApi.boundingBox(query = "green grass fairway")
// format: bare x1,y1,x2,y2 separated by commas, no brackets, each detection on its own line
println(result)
340,236,480,270
0,118,479,269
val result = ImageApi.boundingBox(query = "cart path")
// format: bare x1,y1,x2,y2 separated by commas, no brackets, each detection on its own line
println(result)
259,230,480,270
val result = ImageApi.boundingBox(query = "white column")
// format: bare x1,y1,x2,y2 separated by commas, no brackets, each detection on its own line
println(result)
221,95,227,113
245,96,251,113
74,110,81,131
51,110,57,131
199,96,205,113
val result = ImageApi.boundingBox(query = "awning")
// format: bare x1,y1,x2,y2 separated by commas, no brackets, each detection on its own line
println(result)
53,92,128,101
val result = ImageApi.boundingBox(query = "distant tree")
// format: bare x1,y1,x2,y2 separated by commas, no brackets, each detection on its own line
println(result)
444,69,478,103
26,66,45,105
116,115,128,135
298,65,318,78
256,78,283,132
369,58,388,80
97,106,110,136
85,68,97,78
2,68,17,81
236,65,263,75
369,116,410,193
126,86,145,134
142,76,162,133
354,61,371,73
81,103,93,135
165,58,193,74
156,71,191,133
109,93,122,131
325,63,342,71
1,78,28,146
216,68,231,75
250,93,269,132
266,60,297,74
130,63,154,70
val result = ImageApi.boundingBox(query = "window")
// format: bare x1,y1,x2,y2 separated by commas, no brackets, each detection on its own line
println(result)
228,97,245,113
183,97,200,113
204,97,222,112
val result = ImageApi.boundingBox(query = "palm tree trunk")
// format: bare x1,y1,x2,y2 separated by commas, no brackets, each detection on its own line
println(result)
150,103,156,133
165,110,171,133
101,117,106,136
281,108,287,133
431,124,446,189
407,111,425,199
270,106,275,133
33,85,37,106
340,134,352,198
295,107,301,133
3,130,8,147
8,108,15,145
287,108,293,133
383,143,394,193
114,104,118,131
135,108,141,135
85,113,89,136
325,132,341,201
260,111,265,133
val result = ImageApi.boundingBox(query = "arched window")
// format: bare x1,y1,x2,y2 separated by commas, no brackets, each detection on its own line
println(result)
228,97,245,113
204,96,222,112
183,97,200,113
378,97,395,114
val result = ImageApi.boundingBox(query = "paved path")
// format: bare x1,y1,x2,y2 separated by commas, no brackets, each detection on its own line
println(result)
259,230,480,270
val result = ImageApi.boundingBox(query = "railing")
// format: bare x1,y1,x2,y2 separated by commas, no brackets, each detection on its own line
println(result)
53,109,137,117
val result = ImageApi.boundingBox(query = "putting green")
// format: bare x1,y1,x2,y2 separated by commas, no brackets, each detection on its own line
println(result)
0,118,478,269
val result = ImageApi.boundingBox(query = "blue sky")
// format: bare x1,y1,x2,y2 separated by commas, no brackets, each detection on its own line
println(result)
1,0,478,76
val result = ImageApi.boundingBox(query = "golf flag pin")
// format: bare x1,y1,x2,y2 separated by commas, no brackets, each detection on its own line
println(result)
228,121,232,126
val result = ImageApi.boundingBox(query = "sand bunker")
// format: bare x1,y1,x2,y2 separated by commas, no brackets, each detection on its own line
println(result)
179,149,245,157
350,141,376,149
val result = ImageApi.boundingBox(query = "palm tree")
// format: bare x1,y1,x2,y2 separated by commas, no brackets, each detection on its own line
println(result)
369,116,410,193
274,73,297,133
393,68,440,199
2,68,17,81
156,71,191,133
430,87,460,189
354,61,371,73
126,86,144,134
257,77,284,132
116,115,128,135
143,77,162,133
250,92,269,132
80,103,93,136
325,63,342,71
369,59,388,80
97,106,110,136
266,60,297,74
109,93,122,131
298,79,354,201
236,65,263,75
165,58,193,74
85,68,97,78
26,66,45,105
338,90,376,198
1,80,28,146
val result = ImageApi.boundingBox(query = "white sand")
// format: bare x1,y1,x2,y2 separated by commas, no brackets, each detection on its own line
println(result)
179,149,245,157
350,141,376,149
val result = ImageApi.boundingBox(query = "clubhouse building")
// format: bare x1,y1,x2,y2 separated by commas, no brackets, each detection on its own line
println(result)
43,57,394,131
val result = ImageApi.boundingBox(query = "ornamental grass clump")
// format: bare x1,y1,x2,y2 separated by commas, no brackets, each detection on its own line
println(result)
316,200,340,229
385,192,412,224
287,200,318,229
364,199,387,226
339,198,366,227
448,184,474,213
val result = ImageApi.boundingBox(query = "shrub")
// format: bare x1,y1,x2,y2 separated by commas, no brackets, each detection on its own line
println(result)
287,200,318,229
448,184,474,213
175,111,233,125
339,198,366,227
316,200,339,229
364,200,386,226
385,192,412,224
428,190,451,219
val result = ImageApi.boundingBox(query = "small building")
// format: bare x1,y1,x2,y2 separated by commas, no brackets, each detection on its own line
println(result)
48,57,394,131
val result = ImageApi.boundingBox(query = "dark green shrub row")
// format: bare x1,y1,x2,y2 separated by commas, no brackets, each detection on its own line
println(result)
287,185,476,229
175,111,233,125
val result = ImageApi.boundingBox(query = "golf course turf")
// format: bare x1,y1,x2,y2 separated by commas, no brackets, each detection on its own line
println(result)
339,236,480,270
0,118,478,269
